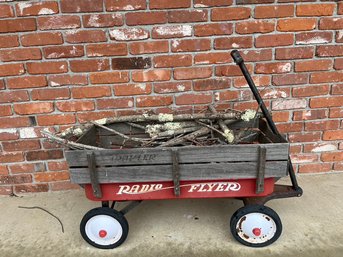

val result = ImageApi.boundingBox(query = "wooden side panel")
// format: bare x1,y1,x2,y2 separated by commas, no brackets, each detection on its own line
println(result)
69,161,288,184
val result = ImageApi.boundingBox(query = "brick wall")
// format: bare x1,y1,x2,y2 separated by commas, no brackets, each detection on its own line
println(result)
0,0,342,195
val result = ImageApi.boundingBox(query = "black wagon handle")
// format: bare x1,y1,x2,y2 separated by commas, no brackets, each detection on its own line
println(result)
230,50,279,136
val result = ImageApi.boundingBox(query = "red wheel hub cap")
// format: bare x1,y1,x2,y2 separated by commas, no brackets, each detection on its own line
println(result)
99,229,107,238
252,228,261,236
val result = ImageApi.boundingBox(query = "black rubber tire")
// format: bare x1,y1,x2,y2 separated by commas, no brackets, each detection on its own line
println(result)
80,207,129,249
230,205,282,247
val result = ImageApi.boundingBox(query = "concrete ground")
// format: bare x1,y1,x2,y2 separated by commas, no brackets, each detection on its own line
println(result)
0,173,342,257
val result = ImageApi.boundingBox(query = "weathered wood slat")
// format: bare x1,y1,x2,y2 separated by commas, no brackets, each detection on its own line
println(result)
69,161,288,184
76,125,97,146
65,143,289,167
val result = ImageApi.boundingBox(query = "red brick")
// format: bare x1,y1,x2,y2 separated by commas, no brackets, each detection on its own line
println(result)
277,18,316,32
310,96,343,108
272,74,308,86
194,0,233,7
303,143,337,153
255,34,294,48
43,45,84,59
97,98,134,109
26,150,63,161
0,117,31,129
152,25,192,39
317,45,343,57
0,186,12,195
56,101,95,112
334,59,343,70
288,132,321,143
293,110,327,121
31,88,70,100
50,181,80,191
0,174,32,185
105,0,147,11
299,163,332,173
27,61,67,75
83,14,123,28
168,10,208,23
90,71,129,84
21,32,63,46
77,111,116,123
110,28,149,41
254,5,294,18
260,88,290,99
15,184,49,193
0,35,19,48
61,0,102,12
0,4,13,18
34,171,70,182
48,74,88,86
323,130,343,141
272,99,306,111
321,152,343,162
255,62,292,74
233,75,270,88
126,11,167,25
276,47,314,60
38,16,81,30
86,43,127,57
130,41,169,55
236,20,274,34
216,64,253,77
0,106,12,117
214,36,253,49
15,1,59,16
295,60,332,72
297,4,335,16
296,32,332,45
171,39,211,52
277,122,303,133
332,84,343,95
194,52,231,65
0,129,18,141
136,96,173,107
14,102,54,115
237,0,273,3
2,140,41,152
9,163,44,174
0,63,25,77
319,17,343,30
174,67,212,80
0,48,41,62
65,30,106,43
48,161,68,171
310,72,343,84
70,59,109,72
0,166,8,175
114,84,152,96
132,70,171,82
112,57,151,70
272,112,290,122
215,91,239,102
194,23,233,37
154,81,192,94
37,114,76,126
0,80,4,90
211,7,250,21
176,93,212,105
0,18,36,33
150,0,190,9
0,152,24,163
334,163,343,171
0,91,28,103
7,76,47,89
72,86,112,98
154,55,192,68
292,85,329,97
305,120,339,132
193,78,231,91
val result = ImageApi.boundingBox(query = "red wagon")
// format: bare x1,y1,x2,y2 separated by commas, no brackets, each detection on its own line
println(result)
64,51,303,249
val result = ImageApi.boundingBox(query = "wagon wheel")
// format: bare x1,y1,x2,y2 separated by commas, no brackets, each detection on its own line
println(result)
80,207,129,249
230,205,282,247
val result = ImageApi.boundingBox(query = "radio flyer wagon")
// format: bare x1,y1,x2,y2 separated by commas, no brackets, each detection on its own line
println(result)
64,51,303,249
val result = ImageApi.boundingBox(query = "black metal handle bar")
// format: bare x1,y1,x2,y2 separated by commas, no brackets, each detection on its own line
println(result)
231,50,301,191
231,50,279,136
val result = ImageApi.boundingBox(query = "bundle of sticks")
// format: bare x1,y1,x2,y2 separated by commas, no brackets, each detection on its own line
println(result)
42,105,259,150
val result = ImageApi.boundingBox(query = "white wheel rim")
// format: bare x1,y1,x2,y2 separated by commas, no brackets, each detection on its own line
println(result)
85,214,123,246
236,212,277,244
